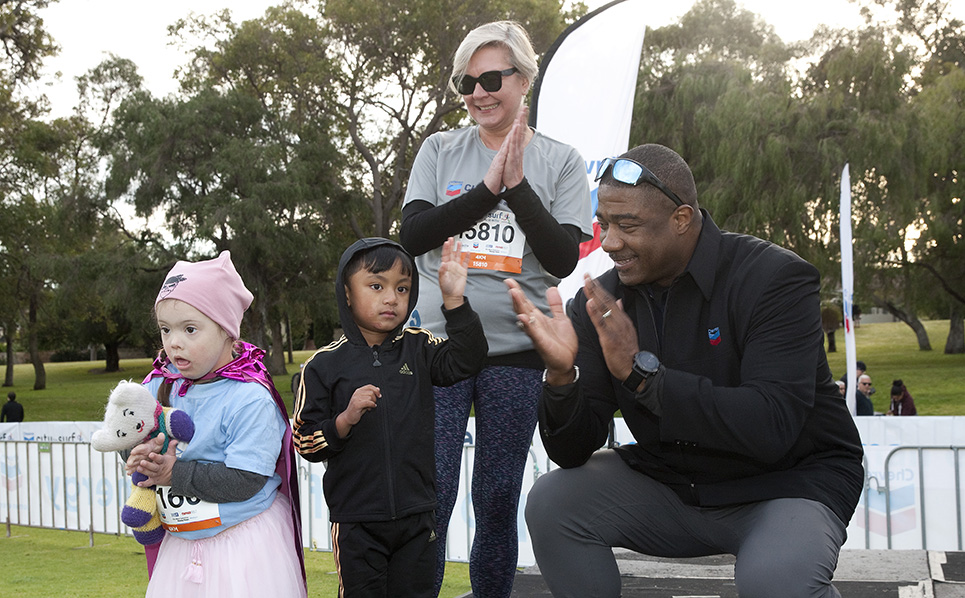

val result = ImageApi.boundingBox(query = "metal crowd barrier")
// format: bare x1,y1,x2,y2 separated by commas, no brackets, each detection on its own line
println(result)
1,439,128,543
859,444,965,550
0,439,336,549
883,446,963,550
4,439,965,555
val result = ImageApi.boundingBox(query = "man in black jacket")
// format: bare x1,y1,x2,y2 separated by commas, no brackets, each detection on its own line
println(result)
507,144,863,598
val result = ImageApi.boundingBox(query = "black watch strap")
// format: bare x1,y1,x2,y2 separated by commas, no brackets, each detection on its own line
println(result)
622,369,645,393
622,351,660,393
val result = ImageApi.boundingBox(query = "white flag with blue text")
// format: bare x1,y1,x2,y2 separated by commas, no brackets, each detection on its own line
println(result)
840,164,857,415
530,0,648,300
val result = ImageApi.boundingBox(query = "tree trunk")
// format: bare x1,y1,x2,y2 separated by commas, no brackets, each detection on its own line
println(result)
104,341,121,372
3,326,13,387
245,298,269,353
826,330,837,353
303,322,317,351
910,320,931,351
872,295,932,351
29,294,46,390
285,313,293,364
268,318,287,377
946,307,965,355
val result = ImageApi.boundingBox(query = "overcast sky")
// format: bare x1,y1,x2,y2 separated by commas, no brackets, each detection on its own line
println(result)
27,0,963,118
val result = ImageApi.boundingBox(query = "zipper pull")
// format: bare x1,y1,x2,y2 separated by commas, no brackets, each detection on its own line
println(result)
372,347,382,367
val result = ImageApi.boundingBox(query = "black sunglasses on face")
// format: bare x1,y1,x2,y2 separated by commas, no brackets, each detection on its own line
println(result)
453,67,518,95
595,157,684,207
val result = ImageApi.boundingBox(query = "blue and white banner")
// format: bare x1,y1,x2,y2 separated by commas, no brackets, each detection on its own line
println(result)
531,0,649,300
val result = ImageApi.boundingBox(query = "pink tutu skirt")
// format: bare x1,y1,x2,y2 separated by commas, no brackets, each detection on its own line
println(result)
146,493,306,598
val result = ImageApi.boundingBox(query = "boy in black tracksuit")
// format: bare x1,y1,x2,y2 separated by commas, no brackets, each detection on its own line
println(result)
293,237,486,597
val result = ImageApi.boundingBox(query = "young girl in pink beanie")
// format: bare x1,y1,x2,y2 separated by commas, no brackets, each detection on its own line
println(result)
127,250,306,597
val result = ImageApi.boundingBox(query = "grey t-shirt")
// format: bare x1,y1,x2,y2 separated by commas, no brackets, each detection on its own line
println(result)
403,126,593,356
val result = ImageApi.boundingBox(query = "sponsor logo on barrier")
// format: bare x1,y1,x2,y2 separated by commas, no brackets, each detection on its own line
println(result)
855,481,918,536
2,460,22,491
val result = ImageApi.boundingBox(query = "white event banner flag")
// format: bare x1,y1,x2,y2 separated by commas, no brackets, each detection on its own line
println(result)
530,0,649,301
840,163,857,415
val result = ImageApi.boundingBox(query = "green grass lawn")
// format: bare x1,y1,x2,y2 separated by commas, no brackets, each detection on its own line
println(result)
0,525,470,597
823,319,965,415
3,351,317,422
3,319,962,421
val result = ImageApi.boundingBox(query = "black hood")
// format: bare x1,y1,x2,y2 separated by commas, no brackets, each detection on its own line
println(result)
335,237,419,347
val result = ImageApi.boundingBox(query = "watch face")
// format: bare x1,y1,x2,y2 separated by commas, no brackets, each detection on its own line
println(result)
636,351,660,374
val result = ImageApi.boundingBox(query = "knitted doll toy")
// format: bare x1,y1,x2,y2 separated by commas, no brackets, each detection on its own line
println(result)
91,380,195,545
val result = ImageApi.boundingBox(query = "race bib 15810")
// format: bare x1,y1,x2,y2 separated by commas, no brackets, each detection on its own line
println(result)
458,209,525,274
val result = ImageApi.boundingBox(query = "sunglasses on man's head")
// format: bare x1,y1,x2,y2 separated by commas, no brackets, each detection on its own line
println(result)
595,157,684,207
453,67,518,95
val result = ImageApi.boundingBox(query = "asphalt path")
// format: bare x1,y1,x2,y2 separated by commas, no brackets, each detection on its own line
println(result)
458,550,965,597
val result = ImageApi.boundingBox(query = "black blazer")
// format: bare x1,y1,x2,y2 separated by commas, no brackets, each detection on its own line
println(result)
539,211,864,526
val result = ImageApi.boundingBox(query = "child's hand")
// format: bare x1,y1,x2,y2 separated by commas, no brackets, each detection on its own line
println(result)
134,435,178,487
439,236,468,310
125,435,165,476
336,385,381,438
345,385,380,424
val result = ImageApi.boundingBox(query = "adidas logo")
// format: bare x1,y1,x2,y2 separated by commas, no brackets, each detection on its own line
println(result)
399,363,414,376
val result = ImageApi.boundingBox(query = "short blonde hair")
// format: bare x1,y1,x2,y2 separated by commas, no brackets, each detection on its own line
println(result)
450,21,539,96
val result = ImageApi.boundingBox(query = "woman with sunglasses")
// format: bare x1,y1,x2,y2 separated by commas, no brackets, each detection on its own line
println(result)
399,20,592,598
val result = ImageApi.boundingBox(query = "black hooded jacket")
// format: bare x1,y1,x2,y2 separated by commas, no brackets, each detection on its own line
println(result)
293,238,487,522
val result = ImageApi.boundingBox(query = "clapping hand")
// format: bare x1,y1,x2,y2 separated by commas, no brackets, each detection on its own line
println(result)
580,274,638,383
505,278,578,386
506,274,640,386
483,107,529,194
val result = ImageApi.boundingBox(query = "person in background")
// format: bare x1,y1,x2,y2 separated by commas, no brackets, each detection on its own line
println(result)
507,143,863,598
856,374,875,415
839,359,866,391
1,391,24,422
399,20,592,598
887,379,917,416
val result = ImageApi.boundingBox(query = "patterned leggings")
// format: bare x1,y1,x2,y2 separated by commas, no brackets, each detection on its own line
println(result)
432,366,541,598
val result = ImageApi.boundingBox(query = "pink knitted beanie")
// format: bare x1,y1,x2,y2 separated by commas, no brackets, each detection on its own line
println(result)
155,251,253,339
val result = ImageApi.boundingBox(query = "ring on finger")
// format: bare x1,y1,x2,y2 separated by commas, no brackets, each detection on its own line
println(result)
601,309,612,319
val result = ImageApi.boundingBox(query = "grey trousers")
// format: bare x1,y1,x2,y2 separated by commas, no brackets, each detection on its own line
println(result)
525,450,847,598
